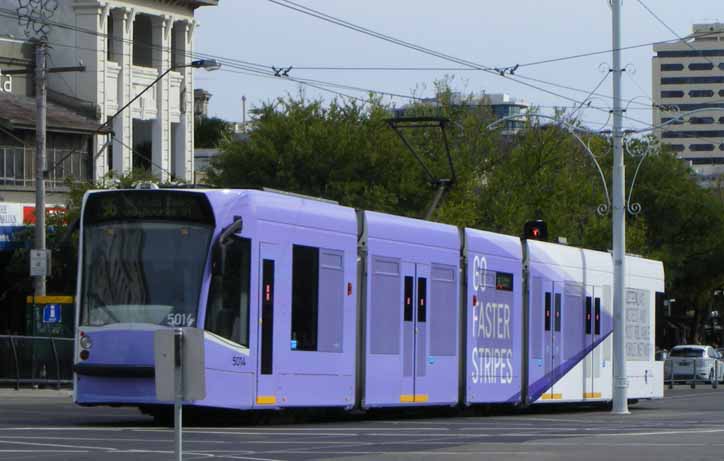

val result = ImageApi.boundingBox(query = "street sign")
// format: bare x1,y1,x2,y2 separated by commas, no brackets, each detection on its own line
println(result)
30,249,48,277
154,327,206,461
42,304,61,324
154,327,206,402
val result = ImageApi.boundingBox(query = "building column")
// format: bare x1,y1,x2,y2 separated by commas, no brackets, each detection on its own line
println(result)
113,7,135,176
152,15,173,181
174,20,195,182
72,3,110,180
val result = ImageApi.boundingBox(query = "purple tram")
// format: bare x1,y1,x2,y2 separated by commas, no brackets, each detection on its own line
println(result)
73,188,664,413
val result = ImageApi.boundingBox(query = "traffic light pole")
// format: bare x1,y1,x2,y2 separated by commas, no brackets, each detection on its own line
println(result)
611,0,629,415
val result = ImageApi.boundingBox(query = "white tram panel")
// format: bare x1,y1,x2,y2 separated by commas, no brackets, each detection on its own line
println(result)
580,248,614,401
527,240,587,404
625,255,664,400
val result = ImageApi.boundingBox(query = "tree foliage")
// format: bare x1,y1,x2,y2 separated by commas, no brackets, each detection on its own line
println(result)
194,116,233,148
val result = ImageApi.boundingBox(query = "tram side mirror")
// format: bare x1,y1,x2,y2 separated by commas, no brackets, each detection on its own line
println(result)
212,217,243,276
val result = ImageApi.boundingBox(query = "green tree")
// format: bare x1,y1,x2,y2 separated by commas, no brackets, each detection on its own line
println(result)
209,85,497,222
195,116,233,148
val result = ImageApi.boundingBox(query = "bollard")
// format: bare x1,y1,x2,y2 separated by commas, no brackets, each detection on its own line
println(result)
9,337,20,391
668,360,674,389
691,358,697,389
715,360,719,389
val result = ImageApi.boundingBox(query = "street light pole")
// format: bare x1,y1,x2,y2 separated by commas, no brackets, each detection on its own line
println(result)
611,0,629,415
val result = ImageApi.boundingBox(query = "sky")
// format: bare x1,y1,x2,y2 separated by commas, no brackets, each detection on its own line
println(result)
193,0,724,132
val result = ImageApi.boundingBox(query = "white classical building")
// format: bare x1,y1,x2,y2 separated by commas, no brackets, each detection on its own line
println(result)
0,0,218,182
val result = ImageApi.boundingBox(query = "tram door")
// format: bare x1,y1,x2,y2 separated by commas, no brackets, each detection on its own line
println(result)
401,262,430,402
256,242,279,406
544,281,563,398
584,286,603,399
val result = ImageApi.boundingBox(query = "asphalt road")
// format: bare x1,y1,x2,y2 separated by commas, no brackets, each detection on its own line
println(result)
2,386,724,460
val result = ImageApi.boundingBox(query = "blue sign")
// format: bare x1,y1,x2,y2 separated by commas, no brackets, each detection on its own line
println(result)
43,304,61,324
0,226,27,251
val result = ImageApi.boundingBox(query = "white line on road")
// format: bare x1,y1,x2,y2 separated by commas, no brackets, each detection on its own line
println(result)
185,453,284,461
0,439,118,451
593,428,724,438
0,450,89,453
0,435,228,444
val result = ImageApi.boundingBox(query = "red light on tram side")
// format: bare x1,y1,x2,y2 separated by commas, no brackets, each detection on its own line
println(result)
472,295,477,306
265,284,271,302
347,283,352,296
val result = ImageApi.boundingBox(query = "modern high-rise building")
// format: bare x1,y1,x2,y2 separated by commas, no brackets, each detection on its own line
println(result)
652,23,724,185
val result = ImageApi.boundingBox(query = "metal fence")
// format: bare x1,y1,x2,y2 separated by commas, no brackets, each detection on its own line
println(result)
0,145,90,189
665,357,721,390
0,335,73,389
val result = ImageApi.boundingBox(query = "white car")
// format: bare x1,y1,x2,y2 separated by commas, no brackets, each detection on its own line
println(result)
665,345,724,383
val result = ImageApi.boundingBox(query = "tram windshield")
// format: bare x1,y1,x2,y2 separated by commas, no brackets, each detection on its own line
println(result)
80,191,214,327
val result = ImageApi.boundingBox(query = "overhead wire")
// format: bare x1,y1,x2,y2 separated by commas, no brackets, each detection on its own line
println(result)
0,5,673,132
262,0,659,127
0,7,424,105
0,5,657,118
634,0,715,67
568,70,611,120
290,30,724,72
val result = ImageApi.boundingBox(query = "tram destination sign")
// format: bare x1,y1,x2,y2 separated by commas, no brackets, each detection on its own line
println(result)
84,191,214,225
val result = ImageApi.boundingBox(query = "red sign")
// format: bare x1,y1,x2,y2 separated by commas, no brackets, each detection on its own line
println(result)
23,206,66,225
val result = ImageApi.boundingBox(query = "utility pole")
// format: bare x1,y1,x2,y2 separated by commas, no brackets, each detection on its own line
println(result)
242,95,247,132
34,38,48,297
611,0,629,415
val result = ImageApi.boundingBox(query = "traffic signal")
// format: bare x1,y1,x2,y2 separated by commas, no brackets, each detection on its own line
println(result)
523,220,548,241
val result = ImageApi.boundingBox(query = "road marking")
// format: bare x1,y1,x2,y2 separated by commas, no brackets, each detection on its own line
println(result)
0,435,228,444
137,429,356,437
0,450,89,453
594,428,724,438
0,439,119,451
186,453,284,461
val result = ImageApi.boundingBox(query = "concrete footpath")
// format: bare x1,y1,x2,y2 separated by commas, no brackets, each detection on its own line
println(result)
0,387,72,398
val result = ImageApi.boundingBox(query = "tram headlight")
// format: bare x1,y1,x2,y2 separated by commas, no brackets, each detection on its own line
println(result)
79,334,93,350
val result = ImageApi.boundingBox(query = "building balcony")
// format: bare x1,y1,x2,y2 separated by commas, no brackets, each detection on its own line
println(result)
104,65,184,122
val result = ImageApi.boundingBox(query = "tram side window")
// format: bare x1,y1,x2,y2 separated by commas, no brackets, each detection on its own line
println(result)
291,245,345,353
206,237,251,347
292,245,321,351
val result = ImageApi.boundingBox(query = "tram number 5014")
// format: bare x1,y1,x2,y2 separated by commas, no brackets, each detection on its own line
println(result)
166,313,195,327
232,356,246,367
